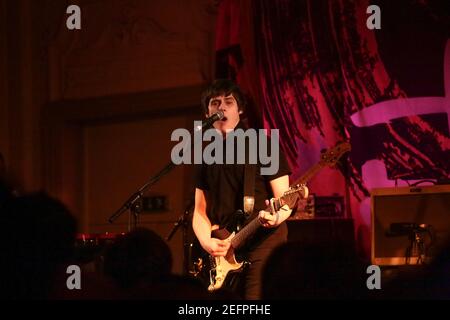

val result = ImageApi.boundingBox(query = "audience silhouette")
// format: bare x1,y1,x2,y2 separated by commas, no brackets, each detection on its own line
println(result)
262,240,367,299
2,183,447,300
103,227,173,289
1,192,77,299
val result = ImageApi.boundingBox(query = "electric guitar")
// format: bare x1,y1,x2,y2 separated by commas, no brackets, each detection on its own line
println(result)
204,183,308,291
193,141,351,292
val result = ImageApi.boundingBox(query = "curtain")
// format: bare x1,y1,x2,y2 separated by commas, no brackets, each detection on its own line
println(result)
215,0,450,258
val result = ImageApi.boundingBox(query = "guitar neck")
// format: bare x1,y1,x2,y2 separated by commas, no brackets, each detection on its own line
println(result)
230,217,261,249
230,193,294,249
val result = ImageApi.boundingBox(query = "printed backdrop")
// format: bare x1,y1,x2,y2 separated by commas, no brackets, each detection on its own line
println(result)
214,0,450,258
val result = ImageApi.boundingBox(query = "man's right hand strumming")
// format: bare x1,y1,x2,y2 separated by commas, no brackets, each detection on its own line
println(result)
204,238,231,257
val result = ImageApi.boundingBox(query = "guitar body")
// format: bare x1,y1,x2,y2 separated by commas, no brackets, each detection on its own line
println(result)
192,226,248,292
207,232,245,291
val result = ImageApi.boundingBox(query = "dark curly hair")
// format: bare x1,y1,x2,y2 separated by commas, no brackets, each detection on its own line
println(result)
201,79,247,115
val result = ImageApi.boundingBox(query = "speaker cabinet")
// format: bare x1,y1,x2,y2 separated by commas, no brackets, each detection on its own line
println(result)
371,185,450,266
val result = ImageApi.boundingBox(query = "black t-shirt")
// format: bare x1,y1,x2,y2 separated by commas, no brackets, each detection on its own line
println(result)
195,121,291,250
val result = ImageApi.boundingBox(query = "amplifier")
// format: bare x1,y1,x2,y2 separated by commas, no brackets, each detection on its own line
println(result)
371,185,450,266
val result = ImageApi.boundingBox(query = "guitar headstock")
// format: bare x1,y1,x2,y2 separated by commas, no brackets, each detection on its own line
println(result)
280,184,309,209
318,142,351,168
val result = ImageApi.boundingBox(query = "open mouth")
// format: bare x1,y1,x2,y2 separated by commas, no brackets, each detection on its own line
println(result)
221,116,228,121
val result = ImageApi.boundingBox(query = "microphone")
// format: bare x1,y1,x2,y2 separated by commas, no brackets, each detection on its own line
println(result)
387,222,428,236
195,111,224,131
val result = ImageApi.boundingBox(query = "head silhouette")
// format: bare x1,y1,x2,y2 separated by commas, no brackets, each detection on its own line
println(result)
103,227,173,289
1,192,77,299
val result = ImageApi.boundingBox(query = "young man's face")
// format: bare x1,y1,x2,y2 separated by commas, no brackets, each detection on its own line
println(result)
207,94,241,133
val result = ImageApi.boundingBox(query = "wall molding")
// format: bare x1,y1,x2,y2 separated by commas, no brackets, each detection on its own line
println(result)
43,84,203,221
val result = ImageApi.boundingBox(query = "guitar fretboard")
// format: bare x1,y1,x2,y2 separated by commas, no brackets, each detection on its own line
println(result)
231,217,260,249
230,192,301,249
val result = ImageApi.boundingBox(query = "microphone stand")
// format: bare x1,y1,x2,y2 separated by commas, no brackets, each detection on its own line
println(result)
166,198,195,275
108,161,176,231
108,112,223,231
166,198,193,242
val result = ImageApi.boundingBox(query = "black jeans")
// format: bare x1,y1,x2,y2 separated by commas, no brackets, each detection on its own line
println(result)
240,223,288,300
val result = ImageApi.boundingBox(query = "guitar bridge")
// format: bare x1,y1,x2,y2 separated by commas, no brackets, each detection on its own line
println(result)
209,268,216,286
208,255,217,286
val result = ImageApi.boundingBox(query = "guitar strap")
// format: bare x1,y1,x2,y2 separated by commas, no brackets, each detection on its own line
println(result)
243,163,256,216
